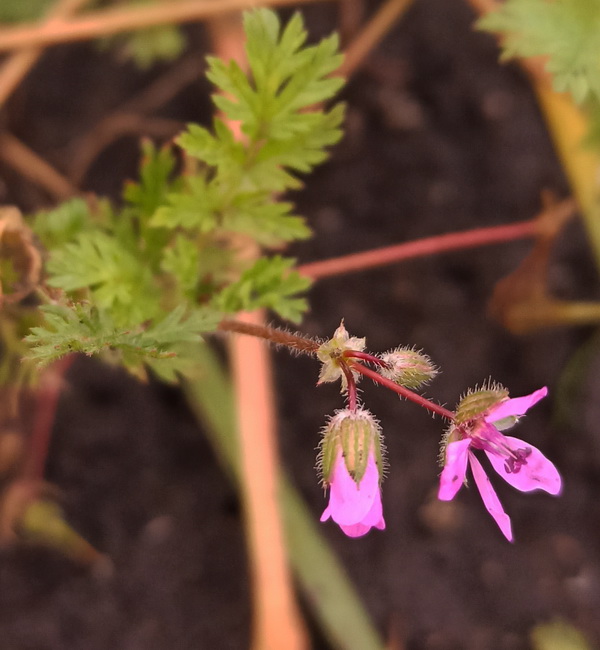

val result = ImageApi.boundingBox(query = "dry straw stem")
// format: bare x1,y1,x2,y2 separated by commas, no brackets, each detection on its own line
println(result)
211,14,307,649
0,0,91,108
229,312,309,650
339,0,415,78
0,132,78,199
0,0,327,52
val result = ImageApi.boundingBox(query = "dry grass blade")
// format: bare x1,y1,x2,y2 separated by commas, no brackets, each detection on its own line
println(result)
0,132,78,199
0,0,328,52
339,0,415,78
0,0,91,108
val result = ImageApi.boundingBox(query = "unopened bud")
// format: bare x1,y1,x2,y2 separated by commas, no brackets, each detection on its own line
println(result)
318,408,385,485
378,347,437,389
454,382,509,424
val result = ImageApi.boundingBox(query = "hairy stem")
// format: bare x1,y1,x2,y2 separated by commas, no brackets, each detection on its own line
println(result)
352,362,454,420
218,319,320,355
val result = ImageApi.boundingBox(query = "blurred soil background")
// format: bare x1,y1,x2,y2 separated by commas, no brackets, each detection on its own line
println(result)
1,0,599,648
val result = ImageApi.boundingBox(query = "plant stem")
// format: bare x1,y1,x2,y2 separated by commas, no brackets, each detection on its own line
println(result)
339,0,415,78
343,349,388,367
218,319,320,355
0,0,91,108
352,362,455,420
0,0,326,52
298,218,538,280
340,361,358,411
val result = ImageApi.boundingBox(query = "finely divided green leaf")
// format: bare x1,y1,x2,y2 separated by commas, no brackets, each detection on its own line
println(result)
479,0,600,104
214,255,312,322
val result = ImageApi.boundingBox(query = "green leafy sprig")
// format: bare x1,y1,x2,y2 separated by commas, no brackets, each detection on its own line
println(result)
25,8,345,378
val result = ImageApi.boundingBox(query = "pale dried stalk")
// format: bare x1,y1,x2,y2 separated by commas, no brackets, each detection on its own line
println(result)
0,132,77,199
0,0,91,108
0,0,327,52
210,14,307,649
230,311,308,650
339,0,415,78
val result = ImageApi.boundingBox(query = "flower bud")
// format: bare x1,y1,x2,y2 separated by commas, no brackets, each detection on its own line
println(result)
454,382,509,424
378,347,437,389
318,407,384,486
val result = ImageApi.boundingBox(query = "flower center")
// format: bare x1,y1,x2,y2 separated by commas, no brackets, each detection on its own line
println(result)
503,446,532,474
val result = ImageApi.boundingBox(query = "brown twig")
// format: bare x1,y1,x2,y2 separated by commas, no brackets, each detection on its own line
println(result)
66,55,201,183
0,132,78,199
0,0,91,108
298,218,539,280
339,0,415,78
0,0,328,52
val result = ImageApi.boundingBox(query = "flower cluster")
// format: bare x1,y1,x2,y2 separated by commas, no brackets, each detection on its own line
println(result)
315,323,562,542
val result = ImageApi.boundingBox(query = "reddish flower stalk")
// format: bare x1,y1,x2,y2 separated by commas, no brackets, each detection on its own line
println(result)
298,219,538,280
351,362,455,420
342,349,389,367
339,361,358,412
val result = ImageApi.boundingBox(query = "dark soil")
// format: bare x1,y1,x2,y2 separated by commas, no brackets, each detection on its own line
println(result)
1,1,600,648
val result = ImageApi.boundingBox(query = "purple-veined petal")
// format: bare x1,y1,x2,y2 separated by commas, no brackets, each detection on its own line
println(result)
469,452,513,542
485,435,562,495
438,438,471,501
326,452,380,526
486,387,548,423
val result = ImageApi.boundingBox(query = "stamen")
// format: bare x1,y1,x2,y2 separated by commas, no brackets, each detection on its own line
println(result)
504,447,532,474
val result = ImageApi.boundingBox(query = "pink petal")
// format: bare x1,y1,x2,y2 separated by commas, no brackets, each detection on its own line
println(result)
326,453,380,526
438,438,471,501
469,452,513,542
485,387,548,423
485,435,562,495
320,506,332,523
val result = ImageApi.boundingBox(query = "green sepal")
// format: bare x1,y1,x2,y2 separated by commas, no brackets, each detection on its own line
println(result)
454,383,509,424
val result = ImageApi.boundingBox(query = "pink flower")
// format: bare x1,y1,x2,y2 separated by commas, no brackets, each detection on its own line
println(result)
320,451,385,538
438,386,561,541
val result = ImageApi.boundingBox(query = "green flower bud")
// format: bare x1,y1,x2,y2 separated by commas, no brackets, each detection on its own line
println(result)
454,382,509,424
378,347,438,389
318,408,385,486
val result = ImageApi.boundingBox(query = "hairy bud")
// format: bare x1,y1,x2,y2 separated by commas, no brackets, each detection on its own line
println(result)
454,382,509,424
318,408,385,486
378,347,437,389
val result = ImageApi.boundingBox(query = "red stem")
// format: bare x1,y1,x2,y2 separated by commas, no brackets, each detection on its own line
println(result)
23,355,74,481
340,361,358,411
343,350,388,367
352,362,455,420
298,219,537,280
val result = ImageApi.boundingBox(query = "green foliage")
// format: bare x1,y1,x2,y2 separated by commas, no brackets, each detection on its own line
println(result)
32,199,95,250
25,303,218,380
0,0,51,22
214,256,311,323
118,25,187,69
26,8,344,375
479,0,600,104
